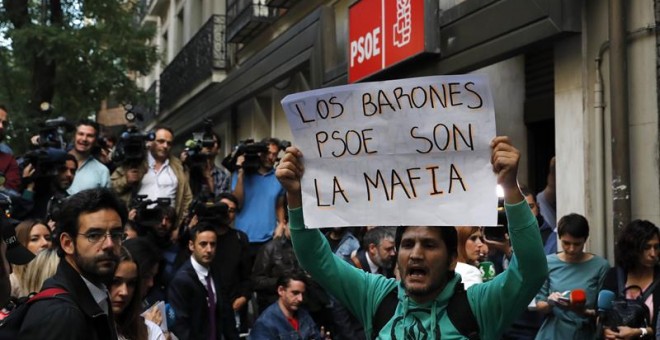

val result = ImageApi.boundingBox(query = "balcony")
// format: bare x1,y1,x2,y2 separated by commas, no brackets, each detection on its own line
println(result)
265,0,298,8
159,15,227,111
226,0,279,43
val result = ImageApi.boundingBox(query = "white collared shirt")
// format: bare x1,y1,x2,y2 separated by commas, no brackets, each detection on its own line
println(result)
137,153,177,205
81,275,110,314
366,252,380,274
190,256,217,303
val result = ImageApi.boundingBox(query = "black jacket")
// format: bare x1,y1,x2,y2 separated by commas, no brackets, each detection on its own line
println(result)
211,228,252,303
252,236,301,312
252,236,330,315
18,259,118,340
168,258,239,340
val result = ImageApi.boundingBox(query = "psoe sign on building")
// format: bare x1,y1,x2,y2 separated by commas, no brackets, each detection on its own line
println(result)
348,0,437,83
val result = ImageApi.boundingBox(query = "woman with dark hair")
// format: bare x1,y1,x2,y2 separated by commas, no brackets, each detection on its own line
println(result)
112,247,165,340
535,213,610,339
454,226,486,288
601,219,660,339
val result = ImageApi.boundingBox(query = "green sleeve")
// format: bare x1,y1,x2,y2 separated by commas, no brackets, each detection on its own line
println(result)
288,208,397,337
467,200,549,339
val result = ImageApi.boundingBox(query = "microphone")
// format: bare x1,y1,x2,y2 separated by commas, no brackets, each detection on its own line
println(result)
165,303,176,329
569,289,587,306
555,289,587,306
597,290,616,330
597,290,615,312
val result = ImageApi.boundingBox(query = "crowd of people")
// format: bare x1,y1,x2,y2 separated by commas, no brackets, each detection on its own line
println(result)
0,103,657,340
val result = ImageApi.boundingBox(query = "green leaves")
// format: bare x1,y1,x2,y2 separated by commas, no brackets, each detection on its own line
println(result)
0,0,159,153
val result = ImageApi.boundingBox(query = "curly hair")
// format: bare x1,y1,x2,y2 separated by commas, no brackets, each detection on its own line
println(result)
615,220,660,271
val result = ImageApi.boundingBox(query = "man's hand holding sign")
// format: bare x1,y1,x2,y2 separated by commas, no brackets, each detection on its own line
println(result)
277,75,547,339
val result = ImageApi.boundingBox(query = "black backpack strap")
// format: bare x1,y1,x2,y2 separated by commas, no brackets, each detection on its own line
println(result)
447,283,480,340
371,287,397,339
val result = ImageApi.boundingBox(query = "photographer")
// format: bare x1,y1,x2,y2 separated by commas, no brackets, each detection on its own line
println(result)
0,106,21,192
20,153,77,220
229,137,286,263
111,126,192,229
183,130,231,198
67,119,110,194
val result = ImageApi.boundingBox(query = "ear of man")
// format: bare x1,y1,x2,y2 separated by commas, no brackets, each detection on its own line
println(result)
60,232,75,256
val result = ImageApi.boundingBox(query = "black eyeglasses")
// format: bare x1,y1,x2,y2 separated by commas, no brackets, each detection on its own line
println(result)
78,230,126,244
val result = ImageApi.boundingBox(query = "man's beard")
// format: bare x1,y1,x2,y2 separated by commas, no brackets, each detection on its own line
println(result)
74,248,118,285
373,251,393,269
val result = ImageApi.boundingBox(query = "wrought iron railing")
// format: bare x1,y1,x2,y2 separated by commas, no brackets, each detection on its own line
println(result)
159,15,227,111
226,0,279,43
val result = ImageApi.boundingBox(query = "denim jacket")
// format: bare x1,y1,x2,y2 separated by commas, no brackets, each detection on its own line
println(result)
249,302,321,339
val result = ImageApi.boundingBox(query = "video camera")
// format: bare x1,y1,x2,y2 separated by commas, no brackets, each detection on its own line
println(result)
112,104,155,168
189,200,229,226
221,139,269,174
131,195,172,233
184,118,215,165
19,117,74,178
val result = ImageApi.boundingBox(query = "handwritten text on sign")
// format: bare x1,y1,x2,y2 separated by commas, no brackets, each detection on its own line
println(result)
281,75,497,228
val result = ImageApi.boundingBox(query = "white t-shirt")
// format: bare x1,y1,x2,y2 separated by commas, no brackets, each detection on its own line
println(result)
455,262,483,289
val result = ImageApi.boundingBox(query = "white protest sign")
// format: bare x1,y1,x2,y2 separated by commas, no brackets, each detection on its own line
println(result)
281,75,497,228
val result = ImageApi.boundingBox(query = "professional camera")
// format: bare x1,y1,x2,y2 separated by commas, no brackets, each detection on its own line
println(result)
189,199,229,226
131,195,172,233
184,118,215,165
112,104,155,168
222,139,269,173
37,117,75,149
18,117,73,178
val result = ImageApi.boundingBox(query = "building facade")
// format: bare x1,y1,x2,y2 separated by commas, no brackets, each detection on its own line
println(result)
138,0,660,260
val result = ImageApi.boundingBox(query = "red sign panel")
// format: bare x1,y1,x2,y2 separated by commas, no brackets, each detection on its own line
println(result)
349,0,426,83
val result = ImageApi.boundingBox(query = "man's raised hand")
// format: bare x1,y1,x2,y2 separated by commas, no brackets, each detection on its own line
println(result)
490,136,523,204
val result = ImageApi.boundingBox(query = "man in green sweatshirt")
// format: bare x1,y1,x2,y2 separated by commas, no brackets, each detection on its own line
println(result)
275,136,548,339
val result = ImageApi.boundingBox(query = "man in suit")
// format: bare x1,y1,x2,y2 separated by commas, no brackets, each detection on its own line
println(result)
168,223,239,340
350,226,396,278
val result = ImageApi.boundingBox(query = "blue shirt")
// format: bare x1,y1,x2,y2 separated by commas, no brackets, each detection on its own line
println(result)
232,169,284,243
67,156,110,195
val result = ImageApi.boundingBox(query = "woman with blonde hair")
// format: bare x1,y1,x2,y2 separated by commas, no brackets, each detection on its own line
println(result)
19,249,59,296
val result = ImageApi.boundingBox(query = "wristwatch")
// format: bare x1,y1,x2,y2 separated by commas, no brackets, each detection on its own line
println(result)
640,327,648,337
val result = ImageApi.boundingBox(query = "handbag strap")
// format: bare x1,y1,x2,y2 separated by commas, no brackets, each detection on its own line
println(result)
618,267,660,301
617,267,626,297
641,275,660,302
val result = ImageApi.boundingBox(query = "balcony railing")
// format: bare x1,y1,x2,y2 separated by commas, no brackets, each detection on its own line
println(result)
159,15,227,111
226,0,279,43
265,0,297,8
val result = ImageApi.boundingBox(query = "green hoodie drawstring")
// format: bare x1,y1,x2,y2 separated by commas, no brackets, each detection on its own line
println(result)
402,295,410,338
431,300,438,339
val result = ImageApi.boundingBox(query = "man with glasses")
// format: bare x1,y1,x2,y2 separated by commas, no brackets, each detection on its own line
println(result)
112,126,192,229
19,188,128,339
